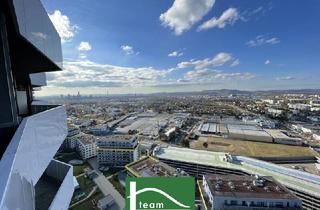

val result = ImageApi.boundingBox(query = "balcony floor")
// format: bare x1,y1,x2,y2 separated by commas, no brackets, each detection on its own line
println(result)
35,174,62,210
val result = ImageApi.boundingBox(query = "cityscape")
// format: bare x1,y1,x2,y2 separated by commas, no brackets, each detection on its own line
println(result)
0,0,320,210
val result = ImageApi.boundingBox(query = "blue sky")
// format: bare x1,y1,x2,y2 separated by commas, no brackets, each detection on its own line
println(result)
38,0,320,96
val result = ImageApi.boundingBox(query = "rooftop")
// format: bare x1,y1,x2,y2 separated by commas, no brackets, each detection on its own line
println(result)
154,146,320,197
116,113,171,136
98,194,115,208
78,134,96,145
190,136,316,157
265,129,303,141
90,124,110,129
97,135,135,141
227,124,272,138
204,174,298,199
126,156,186,177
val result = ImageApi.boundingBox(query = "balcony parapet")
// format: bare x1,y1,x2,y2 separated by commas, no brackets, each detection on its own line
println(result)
35,159,74,210
0,106,67,209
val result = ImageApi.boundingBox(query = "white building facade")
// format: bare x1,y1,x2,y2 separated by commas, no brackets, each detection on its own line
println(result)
97,135,139,167
202,175,302,210
77,135,97,160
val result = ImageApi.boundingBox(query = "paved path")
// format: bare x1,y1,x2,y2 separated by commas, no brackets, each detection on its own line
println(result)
69,186,98,208
93,175,125,209
87,157,99,171
87,157,125,209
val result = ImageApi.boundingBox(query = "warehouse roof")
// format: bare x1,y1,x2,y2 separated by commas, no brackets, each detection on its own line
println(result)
154,146,320,197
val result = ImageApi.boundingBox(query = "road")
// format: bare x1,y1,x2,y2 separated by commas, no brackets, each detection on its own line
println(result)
88,157,125,209
87,157,99,171
93,174,125,209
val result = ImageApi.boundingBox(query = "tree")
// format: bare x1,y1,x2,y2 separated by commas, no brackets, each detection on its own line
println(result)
203,142,208,148
181,139,190,148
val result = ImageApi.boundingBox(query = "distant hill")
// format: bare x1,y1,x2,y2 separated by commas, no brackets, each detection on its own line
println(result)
38,88,320,100
148,89,320,97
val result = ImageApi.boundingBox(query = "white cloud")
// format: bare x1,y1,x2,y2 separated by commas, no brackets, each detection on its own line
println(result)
49,10,79,43
177,52,233,70
121,45,135,55
265,59,271,65
230,59,240,67
198,8,239,31
214,72,255,80
79,54,87,59
251,6,264,15
47,60,169,88
184,69,255,82
246,35,280,47
78,42,92,51
168,51,184,57
160,0,215,35
276,76,295,81
46,56,254,89
244,4,272,19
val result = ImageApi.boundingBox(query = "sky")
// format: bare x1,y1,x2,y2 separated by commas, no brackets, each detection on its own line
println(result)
37,0,320,96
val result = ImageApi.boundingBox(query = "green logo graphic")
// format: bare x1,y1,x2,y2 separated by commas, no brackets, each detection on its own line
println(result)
125,177,195,210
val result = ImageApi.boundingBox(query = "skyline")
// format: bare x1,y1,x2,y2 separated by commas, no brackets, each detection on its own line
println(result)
37,0,320,96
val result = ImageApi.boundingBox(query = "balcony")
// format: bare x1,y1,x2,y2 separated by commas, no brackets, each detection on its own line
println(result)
35,159,74,210
222,204,301,210
31,101,60,115
9,0,63,71
30,73,47,87
0,106,68,209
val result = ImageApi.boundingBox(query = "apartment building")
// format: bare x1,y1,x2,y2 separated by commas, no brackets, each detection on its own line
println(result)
201,174,302,210
68,127,80,137
77,134,97,160
0,0,73,209
65,135,79,150
64,127,81,150
97,135,139,167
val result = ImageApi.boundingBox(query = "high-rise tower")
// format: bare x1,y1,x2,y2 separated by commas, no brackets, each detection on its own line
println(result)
0,0,74,209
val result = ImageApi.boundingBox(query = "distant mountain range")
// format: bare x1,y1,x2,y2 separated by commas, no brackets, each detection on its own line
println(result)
147,89,320,97
38,89,320,100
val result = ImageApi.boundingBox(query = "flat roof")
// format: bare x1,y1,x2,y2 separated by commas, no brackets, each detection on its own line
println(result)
79,134,96,145
265,129,302,141
204,174,298,199
97,135,134,141
90,124,109,129
227,124,272,137
98,194,114,206
116,113,172,136
126,156,183,177
154,146,320,197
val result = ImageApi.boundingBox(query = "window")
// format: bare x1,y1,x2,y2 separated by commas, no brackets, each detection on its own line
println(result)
257,201,264,207
275,202,283,207
230,200,237,205
0,14,18,129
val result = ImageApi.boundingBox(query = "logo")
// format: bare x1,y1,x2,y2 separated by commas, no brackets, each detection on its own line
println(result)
125,177,194,210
